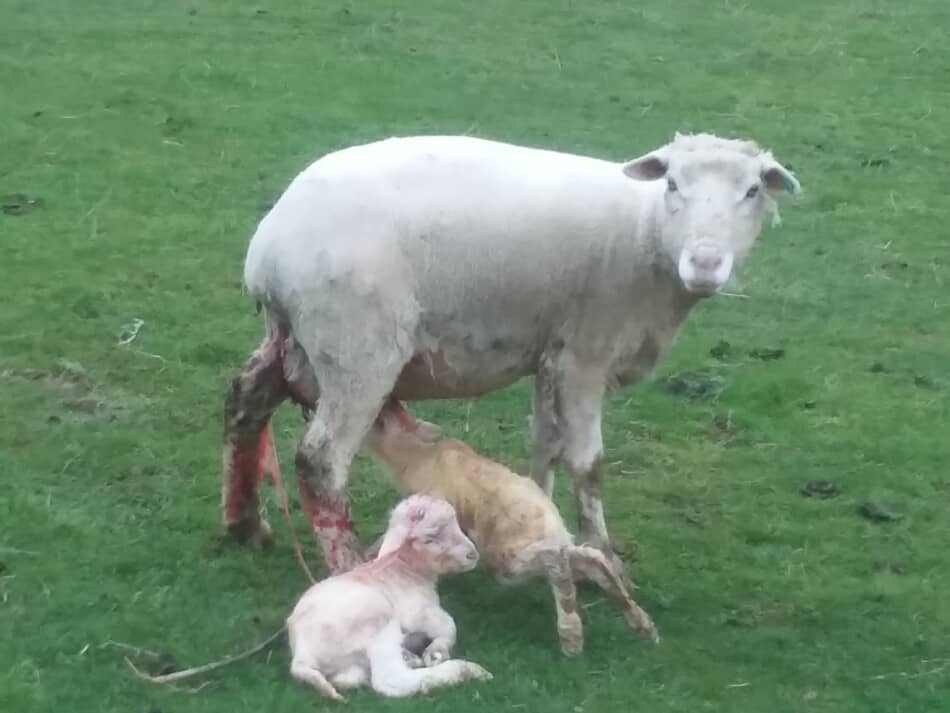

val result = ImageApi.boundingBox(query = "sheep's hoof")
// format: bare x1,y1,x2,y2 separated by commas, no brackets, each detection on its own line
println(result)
560,639,584,657
226,519,274,549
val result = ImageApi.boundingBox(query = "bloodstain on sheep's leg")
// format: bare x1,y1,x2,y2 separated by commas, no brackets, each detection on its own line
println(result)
221,335,288,546
296,474,363,574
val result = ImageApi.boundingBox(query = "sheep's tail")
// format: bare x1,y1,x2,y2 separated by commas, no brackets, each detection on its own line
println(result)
568,544,659,643
261,421,317,584
125,626,286,684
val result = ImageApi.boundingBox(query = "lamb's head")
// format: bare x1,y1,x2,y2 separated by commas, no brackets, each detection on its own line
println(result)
623,132,800,297
377,494,479,575
365,399,443,467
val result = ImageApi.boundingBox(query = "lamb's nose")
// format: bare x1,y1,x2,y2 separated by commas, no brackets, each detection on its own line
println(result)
466,550,478,561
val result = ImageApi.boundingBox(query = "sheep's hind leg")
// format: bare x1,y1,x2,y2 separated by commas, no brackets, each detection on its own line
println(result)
293,345,413,574
221,328,288,547
529,353,563,498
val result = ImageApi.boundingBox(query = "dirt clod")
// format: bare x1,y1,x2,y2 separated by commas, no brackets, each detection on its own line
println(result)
800,480,840,498
662,371,723,400
2,193,44,215
709,340,732,360
748,347,785,361
874,559,908,575
858,501,903,522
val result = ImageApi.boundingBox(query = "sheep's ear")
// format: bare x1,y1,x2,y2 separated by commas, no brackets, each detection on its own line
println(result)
622,150,669,181
762,156,800,195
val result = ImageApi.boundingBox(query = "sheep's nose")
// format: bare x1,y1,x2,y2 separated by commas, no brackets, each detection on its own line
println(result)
466,550,478,561
689,246,723,272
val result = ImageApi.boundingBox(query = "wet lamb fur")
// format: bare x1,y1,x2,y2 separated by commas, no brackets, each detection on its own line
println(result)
366,404,659,656
286,494,491,702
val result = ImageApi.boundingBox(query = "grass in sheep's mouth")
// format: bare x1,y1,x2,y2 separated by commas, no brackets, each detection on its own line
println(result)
1,1,948,712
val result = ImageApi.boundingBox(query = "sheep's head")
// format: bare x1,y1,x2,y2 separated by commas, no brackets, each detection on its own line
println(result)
377,494,478,576
622,132,801,297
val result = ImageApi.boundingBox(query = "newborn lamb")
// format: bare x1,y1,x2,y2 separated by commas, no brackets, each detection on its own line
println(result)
366,401,659,655
286,493,491,702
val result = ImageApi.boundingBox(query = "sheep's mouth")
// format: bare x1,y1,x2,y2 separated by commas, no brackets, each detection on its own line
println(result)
681,279,722,297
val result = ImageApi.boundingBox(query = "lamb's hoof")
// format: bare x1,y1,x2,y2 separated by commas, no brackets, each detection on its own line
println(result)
462,662,493,682
558,628,584,657
640,622,660,644
402,649,425,669
423,646,448,667
226,519,274,549
610,537,638,562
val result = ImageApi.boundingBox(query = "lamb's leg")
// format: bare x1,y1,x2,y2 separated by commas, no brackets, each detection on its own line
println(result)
529,353,563,498
536,546,584,656
569,544,659,643
368,621,491,698
330,664,370,690
409,605,458,667
290,658,345,702
221,328,289,546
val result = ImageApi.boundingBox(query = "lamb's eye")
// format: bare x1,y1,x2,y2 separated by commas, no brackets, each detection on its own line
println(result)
667,178,678,193
745,184,760,199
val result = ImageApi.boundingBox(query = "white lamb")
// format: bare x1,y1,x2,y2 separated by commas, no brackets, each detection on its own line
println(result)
286,493,492,702
365,401,659,656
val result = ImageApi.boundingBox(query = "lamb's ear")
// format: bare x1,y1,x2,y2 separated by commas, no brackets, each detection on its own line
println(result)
415,419,443,443
761,155,800,195
622,149,670,181
376,522,410,558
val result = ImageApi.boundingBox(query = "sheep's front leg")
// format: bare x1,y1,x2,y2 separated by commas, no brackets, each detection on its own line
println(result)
555,362,625,575
221,332,288,547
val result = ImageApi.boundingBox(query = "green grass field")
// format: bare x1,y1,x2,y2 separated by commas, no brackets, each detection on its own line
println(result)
2,1,949,711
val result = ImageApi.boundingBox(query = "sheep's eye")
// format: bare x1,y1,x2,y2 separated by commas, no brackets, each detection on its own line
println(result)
667,178,678,193
745,184,760,199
